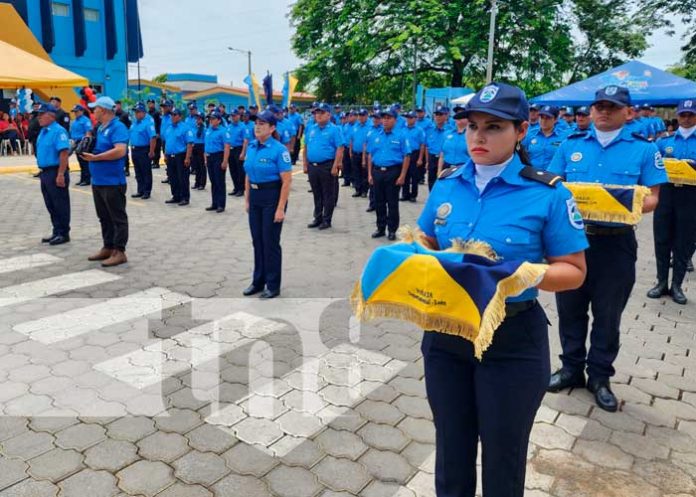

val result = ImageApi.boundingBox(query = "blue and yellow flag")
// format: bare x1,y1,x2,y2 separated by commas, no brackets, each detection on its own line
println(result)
351,229,548,358
282,72,299,108
243,74,262,109
664,158,696,186
564,182,651,225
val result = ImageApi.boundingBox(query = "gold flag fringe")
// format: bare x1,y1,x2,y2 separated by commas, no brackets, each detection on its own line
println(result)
566,183,651,225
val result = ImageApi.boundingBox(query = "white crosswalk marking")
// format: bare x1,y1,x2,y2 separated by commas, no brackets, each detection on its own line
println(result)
13,287,190,344
94,311,287,389
0,253,62,274
0,269,121,308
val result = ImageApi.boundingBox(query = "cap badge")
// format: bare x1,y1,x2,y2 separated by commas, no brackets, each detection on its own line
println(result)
605,86,618,96
480,85,499,103
685,100,693,108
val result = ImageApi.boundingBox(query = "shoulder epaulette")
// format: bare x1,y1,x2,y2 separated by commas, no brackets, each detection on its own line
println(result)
631,132,650,142
566,131,588,139
520,165,562,187
438,166,459,179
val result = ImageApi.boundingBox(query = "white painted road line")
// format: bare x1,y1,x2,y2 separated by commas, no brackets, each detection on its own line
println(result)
13,287,190,344
0,253,62,274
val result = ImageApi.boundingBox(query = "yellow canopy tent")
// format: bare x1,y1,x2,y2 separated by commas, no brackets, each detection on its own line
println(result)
0,39,88,88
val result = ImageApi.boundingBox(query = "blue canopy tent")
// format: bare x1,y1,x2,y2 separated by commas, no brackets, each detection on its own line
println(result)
532,61,696,106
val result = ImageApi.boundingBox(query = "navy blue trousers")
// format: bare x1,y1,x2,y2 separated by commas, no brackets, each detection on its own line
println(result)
422,303,549,497
556,231,636,381
40,168,71,237
248,188,284,293
427,153,439,191
351,152,367,195
131,147,152,195
207,153,226,209
229,146,245,193
401,150,420,199
166,153,190,201
372,166,401,233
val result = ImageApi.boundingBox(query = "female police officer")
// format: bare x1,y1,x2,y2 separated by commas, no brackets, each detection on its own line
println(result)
417,83,588,497
242,110,293,299
437,110,470,177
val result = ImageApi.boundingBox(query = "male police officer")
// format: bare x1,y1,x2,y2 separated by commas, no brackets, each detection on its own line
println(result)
350,109,370,198
522,105,568,170
36,104,71,245
147,99,162,168
368,107,410,240
163,109,193,206
50,97,71,132
548,86,667,412
288,104,304,164
304,103,344,230
575,106,592,132
226,109,247,196
402,111,426,202
70,104,93,186
129,102,156,199
528,103,541,132
160,100,174,183
425,105,450,191
648,99,696,304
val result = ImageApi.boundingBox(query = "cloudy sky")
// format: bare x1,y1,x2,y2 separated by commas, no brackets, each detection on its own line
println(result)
132,0,688,91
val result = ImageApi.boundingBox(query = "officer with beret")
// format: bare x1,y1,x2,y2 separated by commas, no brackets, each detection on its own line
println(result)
128,102,156,199
401,110,426,202
548,85,667,411
226,109,246,197
438,108,470,176
163,108,193,205
367,107,410,240
574,106,592,132
417,82,588,497
147,99,162,168
648,99,696,304
425,105,451,191
70,104,93,186
204,110,229,213
36,104,71,245
304,102,344,230
350,108,370,198
522,105,568,170
243,110,293,299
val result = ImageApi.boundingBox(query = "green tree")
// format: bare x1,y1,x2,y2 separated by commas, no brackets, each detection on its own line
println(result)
639,0,696,66
151,73,168,84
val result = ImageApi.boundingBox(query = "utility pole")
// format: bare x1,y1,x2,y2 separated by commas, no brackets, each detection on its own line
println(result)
412,39,418,108
485,0,498,84
228,47,253,105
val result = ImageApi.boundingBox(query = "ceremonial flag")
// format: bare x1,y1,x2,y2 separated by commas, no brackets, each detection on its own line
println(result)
243,74,261,109
664,158,696,186
564,182,651,225
351,229,548,358
262,73,273,105
282,72,299,108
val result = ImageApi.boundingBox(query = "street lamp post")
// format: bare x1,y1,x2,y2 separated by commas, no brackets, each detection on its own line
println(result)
228,46,253,105
485,0,498,84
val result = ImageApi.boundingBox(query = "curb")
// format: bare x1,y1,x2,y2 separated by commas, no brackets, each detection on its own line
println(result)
0,164,82,175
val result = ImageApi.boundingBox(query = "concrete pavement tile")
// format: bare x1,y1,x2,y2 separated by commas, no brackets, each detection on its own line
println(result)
0,456,28,491
359,449,415,483
269,436,325,467
222,443,278,476
265,465,323,497
610,431,670,460
631,377,680,399
554,413,611,442
27,448,83,482
632,460,696,495
316,428,368,460
116,461,175,497
356,400,405,425
155,483,212,497
154,409,203,434
392,396,432,420
58,469,119,497
106,417,156,442
401,442,435,474
55,424,106,451
84,439,138,472
358,423,409,452
137,432,190,463
572,439,633,470
172,451,229,486
211,474,273,497
1,431,56,461
233,417,283,447
397,417,435,444
184,424,237,454
0,418,28,442
27,417,78,435
313,456,370,494
0,479,58,497
405,471,435,497
276,410,323,438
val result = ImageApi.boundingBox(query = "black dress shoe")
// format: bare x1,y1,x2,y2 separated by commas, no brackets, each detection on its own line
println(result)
259,289,280,299
387,232,396,241
547,369,586,393
165,198,179,204
351,192,361,197
83,181,91,186
688,260,694,272
587,379,618,412
48,235,70,246
178,200,190,206
371,230,386,239
399,197,409,202
318,222,331,230
142,194,150,199
161,179,169,184
647,281,669,299
131,193,144,198
671,285,687,305
76,181,85,186
235,191,244,197
205,206,217,211
216,207,225,213
307,220,322,228
409,197,417,202
361,192,367,198
229,192,236,196
243,285,263,296
366,207,376,212
41,235,55,243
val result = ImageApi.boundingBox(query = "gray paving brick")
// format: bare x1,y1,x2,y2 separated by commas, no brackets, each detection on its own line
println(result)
84,439,138,472
184,424,238,454
265,465,323,497
211,474,273,497
358,423,409,452
0,418,28,442
572,439,633,469
137,432,190,463
316,428,368,460
154,409,203,434
392,396,432,420
359,449,415,483
631,377,680,399
55,424,106,451
155,483,212,497
313,456,370,494
360,481,416,497
397,417,435,444
356,400,405,425
0,457,28,491
58,469,119,497
116,461,175,497
106,416,156,442
27,448,83,482
222,443,278,477
610,431,671,460
173,451,229,486
233,417,283,447
0,479,58,497
269,436,325,467
1,431,55,460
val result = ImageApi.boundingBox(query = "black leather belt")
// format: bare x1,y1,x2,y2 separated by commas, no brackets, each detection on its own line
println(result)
250,181,282,190
131,146,149,150
505,300,537,317
584,225,635,236
168,152,185,158
374,165,397,171
310,160,333,167
206,151,223,157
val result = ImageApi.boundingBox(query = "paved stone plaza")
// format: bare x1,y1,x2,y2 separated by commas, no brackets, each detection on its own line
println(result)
0,166,694,497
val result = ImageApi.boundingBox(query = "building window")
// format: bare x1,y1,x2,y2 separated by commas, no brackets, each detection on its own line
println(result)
84,7,99,21
52,2,69,16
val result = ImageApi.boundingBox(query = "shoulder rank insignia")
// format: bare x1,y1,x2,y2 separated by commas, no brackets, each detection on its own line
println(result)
566,131,588,139
520,166,562,187
439,166,459,179
631,132,650,142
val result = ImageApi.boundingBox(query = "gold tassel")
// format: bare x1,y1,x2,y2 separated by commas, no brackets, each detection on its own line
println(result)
447,239,499,261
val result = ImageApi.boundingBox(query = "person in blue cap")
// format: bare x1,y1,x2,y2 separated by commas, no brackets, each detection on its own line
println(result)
417,82,588,497
528,103,541,131
648,99,696,304
625,105,653,140
80,96,130,267
303,102,344,230
341,110,357,188
364,111,383,212
147,99,162,168
401,110,426,202
287,103,304,164
521,105,568,170
561,106,576,130
36,103,71,246
425,105,451,191
242,110,293,299
642,104,667,137
367,107,410,240
226,109,247,197
270,105,295,153
159,99,174,184
187,112,207,191
438,108,470,177
70,104,93,186
548,85,667,412
128,102,156,199
415,107,434,133
574,106,592,131
204,111,229,213
162,108,194,206
349,108,370,198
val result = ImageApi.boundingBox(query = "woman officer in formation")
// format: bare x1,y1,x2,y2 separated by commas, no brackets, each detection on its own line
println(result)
416,82,588,497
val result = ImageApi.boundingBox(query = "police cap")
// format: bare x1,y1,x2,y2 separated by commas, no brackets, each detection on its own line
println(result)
539,105,559,118
38,103,58,114
170,108,183,116
132,102,147,113
677,99,695,115
357,108,368,116
463,82,529,121
433,105,449,115
592,85,631,107
256,110,277,126
575,106,590,116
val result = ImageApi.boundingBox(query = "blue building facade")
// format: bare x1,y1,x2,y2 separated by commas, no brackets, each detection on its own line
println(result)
1,0,142,98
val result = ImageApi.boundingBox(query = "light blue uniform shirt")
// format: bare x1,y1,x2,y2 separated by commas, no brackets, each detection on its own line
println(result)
425,125,449,156
365,125,383,155
90,118,130,186
36,122,69,168
305,122,344,163
369,128,410,167
129,115,156,147
69,115,92,141
244,137,293,183
244,121,255,141
205,125,227,154
163,121,192,155
523,127,568,170
657,130,696,160
416,117,434,133
404,125,426,152
342,122,355,147
418,155,589,302
351,121,370,153
160,114,172,138
288,112,303,132
555,120,570,133
225,121,246,147
276,118,293,145
186,121,206,145
441,129,470,165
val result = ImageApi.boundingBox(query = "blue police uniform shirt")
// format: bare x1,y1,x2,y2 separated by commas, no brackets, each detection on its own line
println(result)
244,121,255,141
425,125,449,156
555,120,570,132
244,137,293,183
416,117,434,133
205,125,227,154
652,116,666,133
529,121,540,132
441,129,470,165
523,127,568,170
418,155,589,302
163,121,191,155
160,114,172,137
625,119,650,138
342,122,355,147
225,121,246,147
36,122,70,168
288,112,303,132
404,125,426,153
365,125,383,154
186,121,206,145
306,122,344,163
395,115,407,131
69,115,92,141
129,115,156,147
351,121,370,152
276,118,293,145
90,117,130,186
657,130,696,160
369,128,410,167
